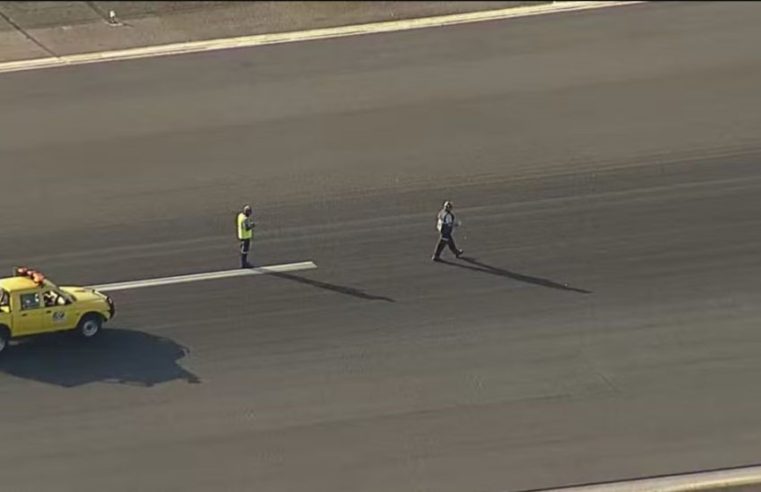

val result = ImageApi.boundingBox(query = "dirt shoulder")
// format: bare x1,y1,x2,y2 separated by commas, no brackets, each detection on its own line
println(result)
0,1,546,62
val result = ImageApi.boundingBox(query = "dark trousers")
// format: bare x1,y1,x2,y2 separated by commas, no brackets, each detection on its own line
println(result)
240,238,251,267
433,234,460,258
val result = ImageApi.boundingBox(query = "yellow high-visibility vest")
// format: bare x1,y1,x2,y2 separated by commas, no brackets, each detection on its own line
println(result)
237,213,253,240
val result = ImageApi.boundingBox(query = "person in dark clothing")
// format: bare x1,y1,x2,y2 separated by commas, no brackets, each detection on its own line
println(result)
432,200,463,261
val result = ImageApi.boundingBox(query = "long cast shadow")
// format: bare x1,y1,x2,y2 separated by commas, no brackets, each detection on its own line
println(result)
0,328,201,388
269,271,395,303
439,256,591,294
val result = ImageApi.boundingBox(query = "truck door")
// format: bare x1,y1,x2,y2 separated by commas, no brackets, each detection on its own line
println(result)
41,289,74,332
13,291,44,336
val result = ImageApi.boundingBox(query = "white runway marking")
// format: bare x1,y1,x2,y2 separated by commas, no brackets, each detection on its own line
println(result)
0,1,645,74
88,261,317,292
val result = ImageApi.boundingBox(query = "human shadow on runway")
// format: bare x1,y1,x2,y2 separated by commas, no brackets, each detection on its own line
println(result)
269,271,395,303
439,257,591,294
0,328,200,388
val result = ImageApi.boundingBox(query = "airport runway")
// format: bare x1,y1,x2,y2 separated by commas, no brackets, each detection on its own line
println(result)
2,2,761,491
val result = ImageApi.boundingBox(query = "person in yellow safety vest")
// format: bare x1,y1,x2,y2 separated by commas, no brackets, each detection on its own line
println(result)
237,205,255,268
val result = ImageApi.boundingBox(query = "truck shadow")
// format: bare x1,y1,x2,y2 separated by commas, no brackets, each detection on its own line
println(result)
0,328,200,388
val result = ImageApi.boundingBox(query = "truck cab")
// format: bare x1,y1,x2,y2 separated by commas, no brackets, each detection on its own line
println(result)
0,267,115,354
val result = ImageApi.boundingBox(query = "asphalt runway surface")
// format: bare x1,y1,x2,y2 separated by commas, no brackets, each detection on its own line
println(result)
2,2,761,491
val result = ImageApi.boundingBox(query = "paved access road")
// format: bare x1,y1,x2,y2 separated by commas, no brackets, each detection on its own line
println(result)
2,2,761,491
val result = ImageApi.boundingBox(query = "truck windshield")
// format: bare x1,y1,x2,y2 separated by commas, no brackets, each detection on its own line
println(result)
0,289,8,307
42,279,60,290
41,280,74,303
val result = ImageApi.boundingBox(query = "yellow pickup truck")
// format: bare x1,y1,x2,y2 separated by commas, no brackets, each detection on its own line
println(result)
0,267,115,354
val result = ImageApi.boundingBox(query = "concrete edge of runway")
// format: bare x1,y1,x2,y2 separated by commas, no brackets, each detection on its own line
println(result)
522,464,761,492
0,1,645,74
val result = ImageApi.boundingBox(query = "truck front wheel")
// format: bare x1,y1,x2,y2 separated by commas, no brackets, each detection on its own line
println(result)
77,314,103,339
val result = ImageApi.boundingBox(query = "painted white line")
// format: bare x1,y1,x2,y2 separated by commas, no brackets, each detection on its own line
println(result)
0,1,645,74
88,261,317,292
533,464,761,492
